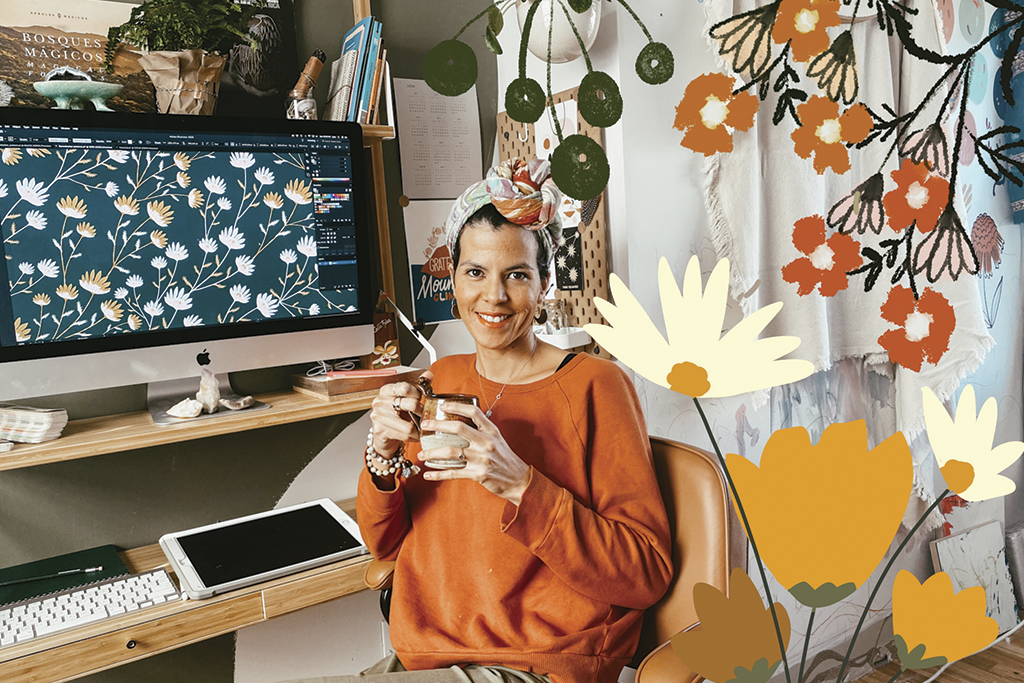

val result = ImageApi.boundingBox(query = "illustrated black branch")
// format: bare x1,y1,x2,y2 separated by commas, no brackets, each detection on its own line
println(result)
973,126,1024,187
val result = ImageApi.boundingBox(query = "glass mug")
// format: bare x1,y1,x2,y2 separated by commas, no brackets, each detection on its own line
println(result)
409,377,478,470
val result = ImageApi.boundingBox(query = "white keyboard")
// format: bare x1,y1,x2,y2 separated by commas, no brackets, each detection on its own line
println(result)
0,569,181,648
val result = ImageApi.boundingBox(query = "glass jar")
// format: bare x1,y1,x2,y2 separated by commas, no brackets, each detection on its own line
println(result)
543,299,568,334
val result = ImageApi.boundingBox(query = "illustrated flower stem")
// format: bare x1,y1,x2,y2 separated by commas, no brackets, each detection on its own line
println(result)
834,488,951,683
799,608,816,683
453,3,494,40
884,669,904,683
519,0,543,78
556,0,593,72
614,0,653,42
904,224,917,299
947,62,972,201
547,0,565,144
734,41,790,97
693,397,793,683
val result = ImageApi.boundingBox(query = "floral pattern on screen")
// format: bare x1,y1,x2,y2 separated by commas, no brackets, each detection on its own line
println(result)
1,147,357,344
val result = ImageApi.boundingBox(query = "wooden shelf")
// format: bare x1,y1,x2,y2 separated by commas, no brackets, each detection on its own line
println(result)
0,389,374,472
0,500,371,683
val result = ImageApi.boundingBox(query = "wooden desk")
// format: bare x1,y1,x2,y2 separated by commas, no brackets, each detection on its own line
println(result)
0,500,370,683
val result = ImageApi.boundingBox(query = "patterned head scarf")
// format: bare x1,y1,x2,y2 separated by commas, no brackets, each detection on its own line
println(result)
444,157,562,266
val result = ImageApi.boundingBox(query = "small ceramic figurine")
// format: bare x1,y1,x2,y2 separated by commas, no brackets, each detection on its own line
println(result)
195,368,221,414
33,67,123,111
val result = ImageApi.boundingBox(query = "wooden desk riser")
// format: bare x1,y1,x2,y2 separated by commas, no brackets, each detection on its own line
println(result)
0,499,370,683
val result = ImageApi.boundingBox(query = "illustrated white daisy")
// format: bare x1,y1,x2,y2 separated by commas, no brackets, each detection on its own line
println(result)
164,287,193,311
37,259,59,278
296,235,317,258
230,284,251,303
256,292,279,318
204,176,226,195
100,300,123,322
17,178,49,206
79,270,112,295
143,300,164,317
188,188,204,209
76,223,96,238
309,303,320,315
147,200,174,227
165,242,189,261
56,284,78,300
126,274,144,288
114,195,140,215
19,262,34,275
235,254,255,276
150,230,168,248
254,167,274,185
176,172,190,188
151,256,168,270
219,226,245,250
13,318,30,342
32,293,50,306
263,192,284,209
198,237,218,254
174,152,191,170
217,197,232,211
107,150,129,163
3,148,22,165
25,210,46,230
279,249,298,265
922,384,1024,501
128,314,142,331
26,148,50,158
183,315,203,327
0,179,7,199
584,256,815,399
114,287,129,300
230,152,255,169
284,178,312,205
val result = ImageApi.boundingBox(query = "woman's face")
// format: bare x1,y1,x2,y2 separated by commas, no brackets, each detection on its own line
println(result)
451,222,548,352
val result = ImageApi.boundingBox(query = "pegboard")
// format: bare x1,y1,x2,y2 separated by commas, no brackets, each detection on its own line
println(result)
497,87,611,359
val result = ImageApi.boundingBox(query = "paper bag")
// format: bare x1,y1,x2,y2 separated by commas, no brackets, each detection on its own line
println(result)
139,50,226,115
361,312,401,370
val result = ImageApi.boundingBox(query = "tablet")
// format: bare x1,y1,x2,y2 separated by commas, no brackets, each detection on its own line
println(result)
159,499,368,600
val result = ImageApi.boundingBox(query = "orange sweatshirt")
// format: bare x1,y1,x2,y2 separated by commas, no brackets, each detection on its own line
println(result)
357,353,673,683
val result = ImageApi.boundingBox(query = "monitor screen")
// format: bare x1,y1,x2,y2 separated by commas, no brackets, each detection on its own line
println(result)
0,109,375,400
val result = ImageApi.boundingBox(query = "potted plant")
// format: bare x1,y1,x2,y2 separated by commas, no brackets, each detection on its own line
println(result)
102,0,262,115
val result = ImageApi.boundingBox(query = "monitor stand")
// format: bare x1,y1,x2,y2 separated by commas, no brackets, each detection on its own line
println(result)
147,373,270,426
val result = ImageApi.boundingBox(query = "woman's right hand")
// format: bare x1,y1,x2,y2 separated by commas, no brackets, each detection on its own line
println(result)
368,370,433,458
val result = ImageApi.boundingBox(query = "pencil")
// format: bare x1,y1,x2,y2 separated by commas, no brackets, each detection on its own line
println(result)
0,566,104,588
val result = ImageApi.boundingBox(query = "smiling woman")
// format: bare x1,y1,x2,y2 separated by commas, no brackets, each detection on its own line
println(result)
298,158,674,683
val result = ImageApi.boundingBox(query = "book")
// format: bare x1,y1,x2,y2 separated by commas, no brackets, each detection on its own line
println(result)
325,51,358,121
327,367,401,379
367,45,386,125
0,544,128,606
0,403,68,443
355,20,383,123
337,15,374,122
291,365,423,401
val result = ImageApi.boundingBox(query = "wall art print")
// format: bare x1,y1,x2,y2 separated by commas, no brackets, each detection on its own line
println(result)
1,145,357,346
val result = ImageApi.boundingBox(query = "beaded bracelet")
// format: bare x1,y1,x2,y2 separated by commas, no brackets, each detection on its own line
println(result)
365,428,421,479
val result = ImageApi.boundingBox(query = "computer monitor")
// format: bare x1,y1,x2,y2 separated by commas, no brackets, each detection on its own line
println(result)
0,108,375,410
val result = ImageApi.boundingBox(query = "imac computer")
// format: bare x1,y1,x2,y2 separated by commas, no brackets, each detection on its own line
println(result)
0,108,375,417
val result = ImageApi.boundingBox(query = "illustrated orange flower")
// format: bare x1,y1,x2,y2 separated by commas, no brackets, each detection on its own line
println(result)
791,96,872,174
672,568,792,683
781,214,862,296
883,159,949,233
674,72,759,156
878,286,956,372
772,0,841,62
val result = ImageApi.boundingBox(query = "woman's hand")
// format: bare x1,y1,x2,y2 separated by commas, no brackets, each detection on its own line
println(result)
418,401,532,505
368,370,432,458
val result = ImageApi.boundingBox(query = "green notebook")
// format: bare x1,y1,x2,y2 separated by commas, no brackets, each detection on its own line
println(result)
0,544,128,606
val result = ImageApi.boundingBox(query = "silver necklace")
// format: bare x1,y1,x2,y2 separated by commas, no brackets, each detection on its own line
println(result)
478,344,537,418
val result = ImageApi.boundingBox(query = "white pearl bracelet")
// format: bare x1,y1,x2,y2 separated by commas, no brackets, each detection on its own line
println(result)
365,428,420,478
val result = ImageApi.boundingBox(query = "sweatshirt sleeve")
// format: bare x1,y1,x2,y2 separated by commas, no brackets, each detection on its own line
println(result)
499,362,674,610
356,465,411,561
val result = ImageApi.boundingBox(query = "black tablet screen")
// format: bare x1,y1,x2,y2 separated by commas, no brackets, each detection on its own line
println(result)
177,505,362,587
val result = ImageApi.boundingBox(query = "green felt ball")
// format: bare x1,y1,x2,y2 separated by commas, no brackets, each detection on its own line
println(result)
424,40,478,96
635,42,674,85
551,134,609,201
505,77,546,123
578,71,622,128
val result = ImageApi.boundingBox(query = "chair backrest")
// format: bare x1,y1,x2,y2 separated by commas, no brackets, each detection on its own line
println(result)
632,436,734,665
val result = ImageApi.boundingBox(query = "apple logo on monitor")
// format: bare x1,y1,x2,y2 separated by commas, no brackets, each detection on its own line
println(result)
196,349,212,367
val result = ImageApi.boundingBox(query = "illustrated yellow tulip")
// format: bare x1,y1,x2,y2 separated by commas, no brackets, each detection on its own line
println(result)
922,384,1024,501
584,256,814,399
672,568,791,683
892,570,998,669
726,420,913,608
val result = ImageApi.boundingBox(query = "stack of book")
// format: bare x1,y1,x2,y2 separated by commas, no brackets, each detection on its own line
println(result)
292,366,422,403
0,404,69,444
325,15,389,124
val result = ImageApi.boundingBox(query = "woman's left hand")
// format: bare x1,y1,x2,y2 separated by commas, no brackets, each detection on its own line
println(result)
418,402,531,505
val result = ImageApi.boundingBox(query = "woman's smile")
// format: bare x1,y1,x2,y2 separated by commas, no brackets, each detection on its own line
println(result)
476,312,514,327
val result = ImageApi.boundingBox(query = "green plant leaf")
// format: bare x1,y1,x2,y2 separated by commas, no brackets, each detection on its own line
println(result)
488,4,504,35
485,26,503,55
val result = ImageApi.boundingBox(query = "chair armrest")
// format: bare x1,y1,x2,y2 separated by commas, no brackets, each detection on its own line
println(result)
364,559,397,590
635,622,704,683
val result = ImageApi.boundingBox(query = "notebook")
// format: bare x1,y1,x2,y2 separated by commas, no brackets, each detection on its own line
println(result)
0,544,129,606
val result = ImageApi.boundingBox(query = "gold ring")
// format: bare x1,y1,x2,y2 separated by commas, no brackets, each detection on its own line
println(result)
393,396,402,412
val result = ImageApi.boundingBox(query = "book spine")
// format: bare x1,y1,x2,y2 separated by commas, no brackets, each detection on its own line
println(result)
357,22,383,124
346,17,375,121
366,44,386,125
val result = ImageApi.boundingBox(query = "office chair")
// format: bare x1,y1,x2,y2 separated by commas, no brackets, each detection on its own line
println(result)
362,436,741,683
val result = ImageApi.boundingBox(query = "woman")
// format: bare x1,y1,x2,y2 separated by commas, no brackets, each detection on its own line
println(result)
354,158,671,683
